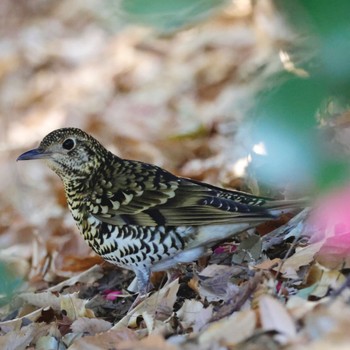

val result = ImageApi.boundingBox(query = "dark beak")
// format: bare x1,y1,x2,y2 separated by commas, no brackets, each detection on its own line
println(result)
17,148,51,161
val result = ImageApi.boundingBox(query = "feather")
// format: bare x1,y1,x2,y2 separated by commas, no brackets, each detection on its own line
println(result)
88,160,303,227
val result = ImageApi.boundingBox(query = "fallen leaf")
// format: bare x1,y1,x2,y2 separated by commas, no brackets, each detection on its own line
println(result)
259,294,297,344
176,299,213,332
71,317,112,335
69,327,138,350
0,323,50,350
254,258,281,270
286,296,319,320
199,309,256,346
60,293,94,320
119,334,178,350
113,279,179,331
20,291,94,320
20,292,62,311
0,308,45,333
298,298,350,349
305,264,345,298
36,335,62,350
198,264,240,302
276,242,324,278
232,233,262,264
47,264,103,292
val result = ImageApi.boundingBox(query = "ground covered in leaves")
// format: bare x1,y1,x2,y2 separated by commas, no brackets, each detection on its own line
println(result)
1,1,350,349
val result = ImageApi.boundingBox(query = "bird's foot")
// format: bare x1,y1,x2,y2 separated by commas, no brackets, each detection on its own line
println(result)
127,278,153,313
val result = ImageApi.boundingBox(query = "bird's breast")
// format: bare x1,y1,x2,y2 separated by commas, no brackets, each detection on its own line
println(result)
67,198,198,268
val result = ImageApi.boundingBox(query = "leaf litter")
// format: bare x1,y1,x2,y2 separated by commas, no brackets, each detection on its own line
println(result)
1,0,350,349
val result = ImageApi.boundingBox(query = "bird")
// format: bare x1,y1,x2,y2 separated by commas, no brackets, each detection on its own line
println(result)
17,127,303,297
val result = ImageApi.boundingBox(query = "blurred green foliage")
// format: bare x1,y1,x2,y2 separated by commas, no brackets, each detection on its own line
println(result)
251,0,350,192
301,0,350,96
0,262,22,307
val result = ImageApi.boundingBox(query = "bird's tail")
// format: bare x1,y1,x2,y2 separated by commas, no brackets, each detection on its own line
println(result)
188,197,307,249
263,197,308,217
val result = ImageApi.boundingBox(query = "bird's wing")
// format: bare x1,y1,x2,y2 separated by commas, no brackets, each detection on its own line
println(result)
87,160,280,227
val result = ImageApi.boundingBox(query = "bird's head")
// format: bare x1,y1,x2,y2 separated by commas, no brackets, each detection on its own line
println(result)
17,128,107,181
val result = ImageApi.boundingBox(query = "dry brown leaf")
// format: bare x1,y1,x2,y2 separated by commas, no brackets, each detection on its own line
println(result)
47,264,103,292
198,264,240,302
0,308,45,333
198,309,256,346
187,276,199,294
113,279,179,331
259,295,297,344
277,242,324,278
36,335,63,350
290,298,350,350
20,292,61,311
119,334,178,350
60,293,95,320
254,258,281,270
291,341,350,350
176,299,213,332
71,317,112,335
306,264,345,298
20,291,94,320
52,233,103,275
68,327,138,350
0,323,51,350
0,245,31,279
286,296,320,321
59,255,104,273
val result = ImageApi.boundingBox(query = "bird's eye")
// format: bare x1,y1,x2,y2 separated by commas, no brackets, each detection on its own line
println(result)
62,138,75,150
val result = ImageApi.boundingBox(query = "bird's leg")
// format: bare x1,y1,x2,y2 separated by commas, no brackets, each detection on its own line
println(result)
136,267,152,295
128,267,152,312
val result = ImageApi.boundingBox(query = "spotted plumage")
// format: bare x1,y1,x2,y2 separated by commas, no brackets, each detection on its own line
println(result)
17,128,302,295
